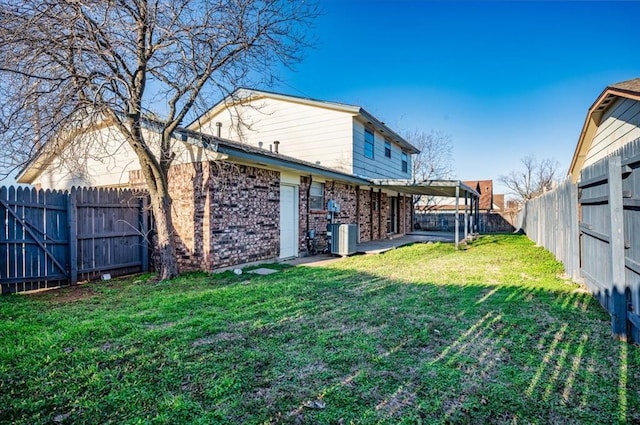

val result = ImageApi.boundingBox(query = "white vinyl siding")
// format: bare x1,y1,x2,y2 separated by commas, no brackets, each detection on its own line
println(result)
584,97,640,168
352,119,412,179
31,126,210,190
195,97,355,173
34,126,140,189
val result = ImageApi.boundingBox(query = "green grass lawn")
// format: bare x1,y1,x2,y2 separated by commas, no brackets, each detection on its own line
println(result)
1,234,638,424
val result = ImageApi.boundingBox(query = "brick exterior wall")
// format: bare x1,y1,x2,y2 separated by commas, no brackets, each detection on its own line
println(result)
358,189,372,242
133,163,415,270
130,164,211,271
170,162,210,270
298,178,355,254
326,181,358,223
209,163,280,269
406,195,413,234
298,180,408,254
130,161,280,272
298,177,309,253
379,192,389,238
403,195,412,234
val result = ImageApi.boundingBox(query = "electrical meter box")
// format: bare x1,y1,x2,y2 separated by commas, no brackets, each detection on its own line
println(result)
327,200,341,213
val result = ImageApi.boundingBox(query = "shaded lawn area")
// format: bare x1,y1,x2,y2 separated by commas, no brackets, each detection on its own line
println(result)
1,234,639,424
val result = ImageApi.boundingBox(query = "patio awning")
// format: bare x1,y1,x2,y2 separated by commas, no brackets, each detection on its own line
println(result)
371,179,479,198
371,179,480,249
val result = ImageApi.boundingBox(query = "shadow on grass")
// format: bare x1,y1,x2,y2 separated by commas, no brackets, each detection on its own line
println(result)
0,254,637,424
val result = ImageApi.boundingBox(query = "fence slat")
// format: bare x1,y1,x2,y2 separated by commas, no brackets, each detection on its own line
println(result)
68,188,78,285
608,155,628,339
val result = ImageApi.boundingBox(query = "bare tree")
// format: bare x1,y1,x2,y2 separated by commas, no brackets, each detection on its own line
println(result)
0,0,319,279
499,156,560,202
404,129,454,207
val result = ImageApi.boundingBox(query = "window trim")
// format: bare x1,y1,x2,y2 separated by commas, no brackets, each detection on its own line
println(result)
384,140,391,158
401,152,408,173
309,181,325,210
364,128,375,159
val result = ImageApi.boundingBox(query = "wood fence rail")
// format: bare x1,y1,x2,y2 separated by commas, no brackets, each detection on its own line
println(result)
0,186,150,294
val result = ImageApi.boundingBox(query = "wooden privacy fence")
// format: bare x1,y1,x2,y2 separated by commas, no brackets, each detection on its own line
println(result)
516,179,581,281
518,138,640,343
579,142,640,343
0,186,150,294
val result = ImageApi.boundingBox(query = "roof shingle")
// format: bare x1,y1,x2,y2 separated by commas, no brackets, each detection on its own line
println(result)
609,78,640,94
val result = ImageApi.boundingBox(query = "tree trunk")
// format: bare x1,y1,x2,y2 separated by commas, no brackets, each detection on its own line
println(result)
148,184,179,280
123,117,179,280
134,147,179,280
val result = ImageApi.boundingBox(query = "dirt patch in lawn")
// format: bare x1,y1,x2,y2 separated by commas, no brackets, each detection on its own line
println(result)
192,332,245,347
27,284,97,304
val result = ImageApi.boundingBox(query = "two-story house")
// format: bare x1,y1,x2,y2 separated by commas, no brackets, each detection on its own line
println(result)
15,91,478,272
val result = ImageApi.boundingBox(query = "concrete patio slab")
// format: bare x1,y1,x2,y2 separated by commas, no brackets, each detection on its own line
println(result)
283,231,471,267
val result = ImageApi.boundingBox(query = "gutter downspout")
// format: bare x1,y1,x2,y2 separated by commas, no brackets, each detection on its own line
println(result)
378,189,382,240
370,188,374,241
355,185,360,242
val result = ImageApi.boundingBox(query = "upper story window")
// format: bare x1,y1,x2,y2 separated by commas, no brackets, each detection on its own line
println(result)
364,129,374,159
401,152,408,173
310,181,324,210
384,141,391,158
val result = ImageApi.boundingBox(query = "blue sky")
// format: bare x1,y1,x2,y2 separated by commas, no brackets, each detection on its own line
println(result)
273,0,640,195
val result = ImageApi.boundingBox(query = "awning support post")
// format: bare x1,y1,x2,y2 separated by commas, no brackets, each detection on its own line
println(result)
469,194,476,235
475,194,480,234
464,192,469,240
455,185,460,249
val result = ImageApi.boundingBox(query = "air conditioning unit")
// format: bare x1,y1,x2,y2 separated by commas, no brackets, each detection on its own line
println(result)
330,223,358,256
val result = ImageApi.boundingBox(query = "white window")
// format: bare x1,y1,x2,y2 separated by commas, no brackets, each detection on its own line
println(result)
384,141,391,158
401,152,408,173
310,182,324,210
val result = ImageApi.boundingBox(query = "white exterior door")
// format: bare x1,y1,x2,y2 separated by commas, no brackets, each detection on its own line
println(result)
279,184,299,259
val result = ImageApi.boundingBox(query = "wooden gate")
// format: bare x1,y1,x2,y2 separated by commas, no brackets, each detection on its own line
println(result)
0,187,69,293
1,186,150,294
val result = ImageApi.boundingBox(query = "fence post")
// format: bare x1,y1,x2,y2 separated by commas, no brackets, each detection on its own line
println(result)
608,155,628,340
67,187,78,285
569,182,581,282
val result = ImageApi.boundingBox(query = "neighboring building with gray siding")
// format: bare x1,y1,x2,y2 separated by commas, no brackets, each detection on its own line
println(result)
570,78,640,180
